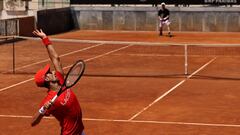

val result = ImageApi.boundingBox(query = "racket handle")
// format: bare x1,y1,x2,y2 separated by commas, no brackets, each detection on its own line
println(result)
38,95,57,115
51,95,58,103
38,106,46,115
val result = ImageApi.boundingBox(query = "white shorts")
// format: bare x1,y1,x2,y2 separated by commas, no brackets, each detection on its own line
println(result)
159,19,171,27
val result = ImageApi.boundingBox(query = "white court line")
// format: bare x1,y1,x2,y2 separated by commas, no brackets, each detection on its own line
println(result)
187,58,217,79
1,114,240,128
0,78,34,92
83,118,240,128
0,44,132,93
0,114,54,119
3,43,104,73
129,57,217,120
84,44,133,62
113,54,186,57
113,53,231,57
52,44,133,71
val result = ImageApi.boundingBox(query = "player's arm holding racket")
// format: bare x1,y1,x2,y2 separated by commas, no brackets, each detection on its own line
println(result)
31,101,52,126
158,9,163,21
158,14,163,21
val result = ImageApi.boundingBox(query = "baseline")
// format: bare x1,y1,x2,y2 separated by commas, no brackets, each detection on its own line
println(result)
0,114,240,128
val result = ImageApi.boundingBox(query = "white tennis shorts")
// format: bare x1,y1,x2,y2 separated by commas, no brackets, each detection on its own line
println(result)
159,19,171,27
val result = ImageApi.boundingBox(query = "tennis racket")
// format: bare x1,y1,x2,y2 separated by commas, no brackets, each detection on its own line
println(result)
38,60,85,114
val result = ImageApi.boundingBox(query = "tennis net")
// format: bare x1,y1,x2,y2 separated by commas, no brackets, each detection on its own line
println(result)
1,36,240,80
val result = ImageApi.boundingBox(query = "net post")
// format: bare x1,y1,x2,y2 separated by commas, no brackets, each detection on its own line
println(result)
12,36,15,74
12,19,18,74
5,20,7,36
184,44,188,75
16,19,19,36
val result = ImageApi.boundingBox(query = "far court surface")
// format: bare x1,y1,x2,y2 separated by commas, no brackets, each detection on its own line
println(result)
0,30,240,135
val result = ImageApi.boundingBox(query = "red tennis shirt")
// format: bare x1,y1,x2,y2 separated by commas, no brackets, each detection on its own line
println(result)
39,72,84,135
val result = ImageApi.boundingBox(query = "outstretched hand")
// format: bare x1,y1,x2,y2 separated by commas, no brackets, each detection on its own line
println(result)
32,29,47,39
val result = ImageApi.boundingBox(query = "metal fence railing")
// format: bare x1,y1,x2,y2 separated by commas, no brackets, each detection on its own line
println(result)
3,0,70,11
36,0,70,10
0,19,18,36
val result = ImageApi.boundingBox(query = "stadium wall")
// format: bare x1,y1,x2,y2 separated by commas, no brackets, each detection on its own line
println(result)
37,7,75,35
71,6,240,32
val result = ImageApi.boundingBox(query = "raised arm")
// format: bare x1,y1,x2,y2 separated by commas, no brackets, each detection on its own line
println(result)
33,29,64,75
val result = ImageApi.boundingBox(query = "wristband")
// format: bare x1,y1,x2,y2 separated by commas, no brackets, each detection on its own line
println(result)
39,106,45,114
42,37,51,46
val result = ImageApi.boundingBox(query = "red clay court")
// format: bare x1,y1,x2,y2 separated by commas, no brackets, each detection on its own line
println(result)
0,31,240,135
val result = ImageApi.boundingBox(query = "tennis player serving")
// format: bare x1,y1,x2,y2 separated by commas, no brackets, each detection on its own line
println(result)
31,29,85,135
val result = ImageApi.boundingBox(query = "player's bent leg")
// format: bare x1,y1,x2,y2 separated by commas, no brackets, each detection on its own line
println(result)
166,25,172,37
159,24,163,36
159,22,163,36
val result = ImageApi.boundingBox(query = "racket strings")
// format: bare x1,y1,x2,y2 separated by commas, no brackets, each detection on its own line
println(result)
65,62,85,87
